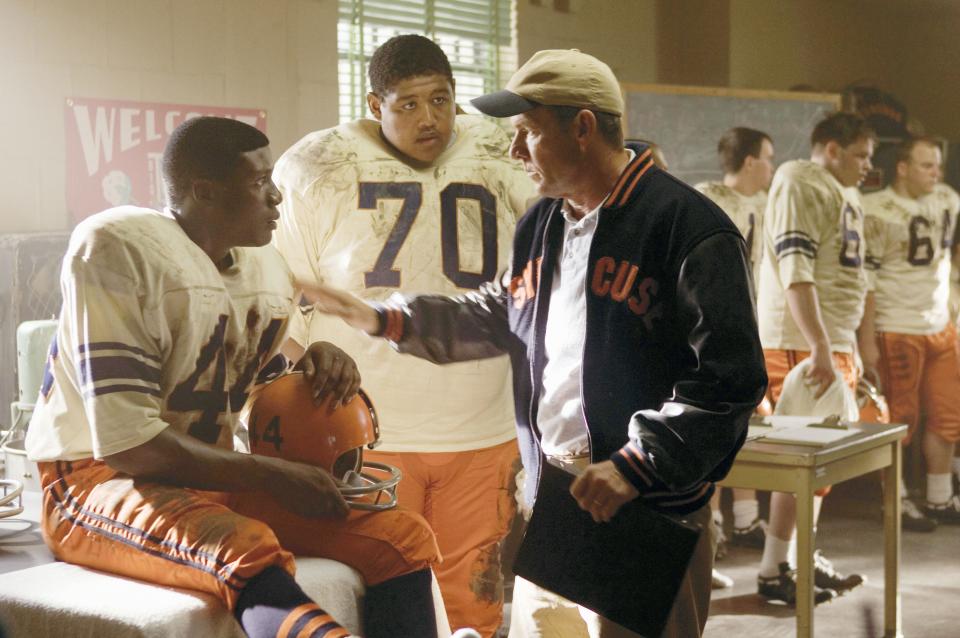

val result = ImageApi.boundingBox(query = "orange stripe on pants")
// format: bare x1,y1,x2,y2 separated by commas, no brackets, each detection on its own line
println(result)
39,459,440,611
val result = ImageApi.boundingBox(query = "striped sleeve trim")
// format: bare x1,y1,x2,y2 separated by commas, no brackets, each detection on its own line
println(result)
374,305,406,343
83,384,162,400
78,341,161,362
773,231,818,259
78,355,162,386
613,441,653,489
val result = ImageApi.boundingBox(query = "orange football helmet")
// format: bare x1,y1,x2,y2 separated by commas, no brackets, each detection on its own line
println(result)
856,377,890,424
246,372,401,511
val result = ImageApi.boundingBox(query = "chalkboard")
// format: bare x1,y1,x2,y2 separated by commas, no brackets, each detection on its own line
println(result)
622,84,842,186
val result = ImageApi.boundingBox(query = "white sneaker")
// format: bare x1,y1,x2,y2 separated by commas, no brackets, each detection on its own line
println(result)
711,568,734,589
451,630,482,638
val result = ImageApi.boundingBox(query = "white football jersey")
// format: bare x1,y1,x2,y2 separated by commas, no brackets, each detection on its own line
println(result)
757,160,867,352
26,207,296,461
273,115,535,452
694,181,765,286
863,184,960,334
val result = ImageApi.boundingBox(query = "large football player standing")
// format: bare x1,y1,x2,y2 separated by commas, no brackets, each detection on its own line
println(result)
273,35,533,637
859,137,960,530
755,112,874,605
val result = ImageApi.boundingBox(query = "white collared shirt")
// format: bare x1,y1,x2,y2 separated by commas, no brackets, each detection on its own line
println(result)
536,203,601,456
536,149,634,457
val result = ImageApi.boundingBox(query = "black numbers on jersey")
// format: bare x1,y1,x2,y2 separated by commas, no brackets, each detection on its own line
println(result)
360,183,422,287
907,210,953,266
359,181,499,290
249,415,283,452
908,215,935,266
839,203,862,267
169,315,284,445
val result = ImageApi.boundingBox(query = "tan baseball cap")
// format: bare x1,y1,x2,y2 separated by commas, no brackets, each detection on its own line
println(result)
471,49,623,118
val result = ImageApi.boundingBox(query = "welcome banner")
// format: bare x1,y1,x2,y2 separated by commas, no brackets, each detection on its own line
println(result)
65,98,267,224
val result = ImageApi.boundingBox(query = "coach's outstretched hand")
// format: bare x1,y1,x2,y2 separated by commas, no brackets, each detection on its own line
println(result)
295,341,361,410
302,282,380,334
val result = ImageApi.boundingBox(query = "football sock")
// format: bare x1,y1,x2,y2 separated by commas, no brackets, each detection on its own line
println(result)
927,473,953,505
759,533,793,578
363,568,437,638
733,498,760,528
235,566,349,638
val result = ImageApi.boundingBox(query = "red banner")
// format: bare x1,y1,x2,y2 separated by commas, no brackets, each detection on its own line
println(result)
65,98,267,224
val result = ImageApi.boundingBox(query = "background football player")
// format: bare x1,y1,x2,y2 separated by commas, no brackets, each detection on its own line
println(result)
755,112,874,605
859,136,960,531
696,126,775,561
273,34,533,637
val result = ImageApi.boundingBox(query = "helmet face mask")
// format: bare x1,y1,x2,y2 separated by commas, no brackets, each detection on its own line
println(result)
0,480,23,521
856,377,890,424
245,373,402,511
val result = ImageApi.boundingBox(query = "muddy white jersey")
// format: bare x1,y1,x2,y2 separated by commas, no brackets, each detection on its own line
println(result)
26,207,296,461
863,184,960,335
273,115,534,452
757,160,867,352
694,181,765,287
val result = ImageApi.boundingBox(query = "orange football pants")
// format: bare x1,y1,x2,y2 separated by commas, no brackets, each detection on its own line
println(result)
877,324,960,445
38,459,440,611
366,440,520,638
762,349,859,497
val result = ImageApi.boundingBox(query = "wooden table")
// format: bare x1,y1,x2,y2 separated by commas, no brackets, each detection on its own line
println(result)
719,422,907,638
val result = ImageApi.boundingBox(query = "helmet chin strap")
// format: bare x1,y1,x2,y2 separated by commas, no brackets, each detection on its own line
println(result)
0,480,24,520
340,463,402,511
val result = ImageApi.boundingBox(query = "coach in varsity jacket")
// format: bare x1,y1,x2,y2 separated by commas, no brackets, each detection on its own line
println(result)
310,50,766,637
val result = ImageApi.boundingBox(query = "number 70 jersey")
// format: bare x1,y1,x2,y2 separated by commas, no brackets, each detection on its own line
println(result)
273,115,535,452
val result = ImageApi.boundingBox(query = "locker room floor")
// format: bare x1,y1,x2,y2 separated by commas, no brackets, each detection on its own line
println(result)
498,474,960,637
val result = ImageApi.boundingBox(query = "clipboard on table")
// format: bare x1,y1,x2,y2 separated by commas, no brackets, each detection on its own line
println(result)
513,459,702,637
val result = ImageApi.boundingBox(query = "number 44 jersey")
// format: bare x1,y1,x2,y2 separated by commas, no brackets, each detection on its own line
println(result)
273,115,534,453
26,207,296,462
862,183,960,335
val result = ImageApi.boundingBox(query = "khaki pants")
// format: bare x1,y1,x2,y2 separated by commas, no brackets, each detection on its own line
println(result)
509,459,716,638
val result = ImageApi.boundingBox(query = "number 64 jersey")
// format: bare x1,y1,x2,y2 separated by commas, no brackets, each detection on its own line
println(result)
862,183,960,335
757,159,868,353
273,115,534,453
26,207,296,462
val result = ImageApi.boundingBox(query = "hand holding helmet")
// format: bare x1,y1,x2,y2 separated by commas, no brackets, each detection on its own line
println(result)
246,372,402,512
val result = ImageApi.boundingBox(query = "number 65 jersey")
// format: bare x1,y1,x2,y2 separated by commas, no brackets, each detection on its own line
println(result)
26,207,296,462
757,159,868,352
273,115,534,453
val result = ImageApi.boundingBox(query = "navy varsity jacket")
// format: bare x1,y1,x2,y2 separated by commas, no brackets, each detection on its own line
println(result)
375,144,767,515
